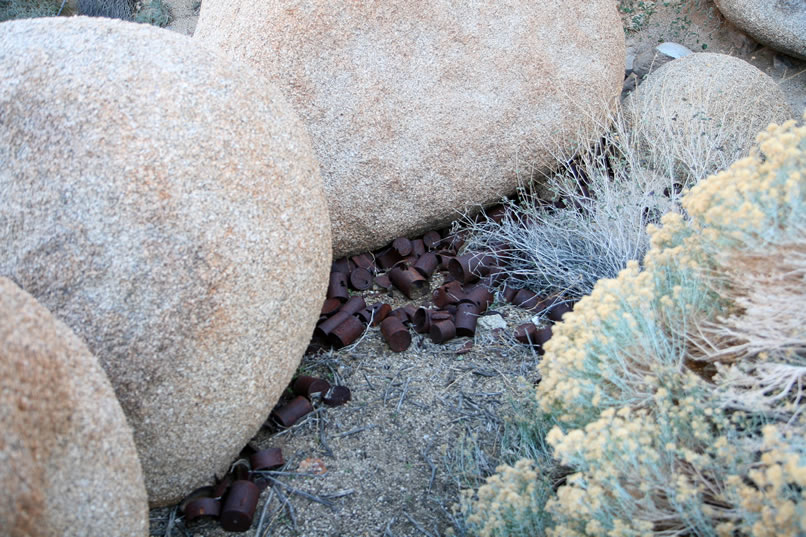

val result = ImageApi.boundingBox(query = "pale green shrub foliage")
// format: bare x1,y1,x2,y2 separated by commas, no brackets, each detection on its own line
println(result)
0,0,65,21
464,115,806,536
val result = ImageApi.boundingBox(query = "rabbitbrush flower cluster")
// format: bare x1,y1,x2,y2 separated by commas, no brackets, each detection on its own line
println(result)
464,113,806,537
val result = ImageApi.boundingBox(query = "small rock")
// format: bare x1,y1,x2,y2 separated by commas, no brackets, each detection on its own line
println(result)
632,41,692,78
478,314,508,331
298,458,328,475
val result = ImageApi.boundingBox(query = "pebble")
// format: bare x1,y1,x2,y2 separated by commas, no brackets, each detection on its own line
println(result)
478,314,508,331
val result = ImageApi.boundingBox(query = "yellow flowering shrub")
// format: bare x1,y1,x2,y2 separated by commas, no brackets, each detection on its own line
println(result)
464,114,806,536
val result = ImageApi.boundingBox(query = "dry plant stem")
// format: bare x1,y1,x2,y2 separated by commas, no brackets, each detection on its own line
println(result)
162,506,177,537
396,377,411,413
273,486,298,531
261,474,335,509
334,424,376,438
255,486,276,537
384,518,397,537
463,84,766,310
422,441,438,492
342,310,375,352
403,511,437,537
272,406,328,437
318,412,334,457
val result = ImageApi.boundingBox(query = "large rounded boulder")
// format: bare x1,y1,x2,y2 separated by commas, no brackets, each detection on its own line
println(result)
0,18,331,505
714,0,806,60
624,53,792,182
0,277,149,537
195,1,625,256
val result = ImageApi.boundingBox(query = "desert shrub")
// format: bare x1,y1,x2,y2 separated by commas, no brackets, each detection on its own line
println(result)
76,0,131,19
463,114,806,536
0,0,65,21
461,98,728,315
134,0,171,27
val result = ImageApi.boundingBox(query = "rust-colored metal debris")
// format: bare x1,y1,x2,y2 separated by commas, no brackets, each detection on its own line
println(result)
327,272,349,302
355,307,374,324
331,257,352,274
323,385,352,406
534,325,553,348
433,281,464,307
448,253,494,284
388,266,428,299
422,230,441,250
315,310,350,338
514,323,553,354
314,227,573,355
401,304,417,320
350,253,375,272
374,247,402,270
369,302,392,326
184,497,222,523
442,230,467,252
413,251,439,278
293,376,331,398
339,295,367,316
271,395,313,427
380,316,411,352
547,301,573,322
413,307,431,334
430,311,452,322
486,204,508,223
349,267,373,290
512,288,543,311
328,315,364,349
181,485,220,522
320,297,342,316
514,322,538,344
392,237,413,257
330,315,365,348
430,318,456,344
220,480,260,532
249,448,285,472
212,473,234,499
463,285,494,313
454,302,479,337
374,273,392,290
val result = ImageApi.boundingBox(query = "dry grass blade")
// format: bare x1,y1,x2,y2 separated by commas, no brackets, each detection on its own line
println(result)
403,511,437,537
261,474,335,510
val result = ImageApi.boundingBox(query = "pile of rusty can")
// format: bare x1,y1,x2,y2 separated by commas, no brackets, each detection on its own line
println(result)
180,447,284,532
271,375,351,428
504,286,573,354
314,224,512,352
313,212,576,354
179,376,350,533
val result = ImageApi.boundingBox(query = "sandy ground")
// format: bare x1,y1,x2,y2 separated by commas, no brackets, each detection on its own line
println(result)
150,270,542,537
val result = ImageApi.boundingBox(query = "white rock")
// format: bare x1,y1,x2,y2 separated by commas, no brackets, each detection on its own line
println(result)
478,314,508,331
655,42,693,59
